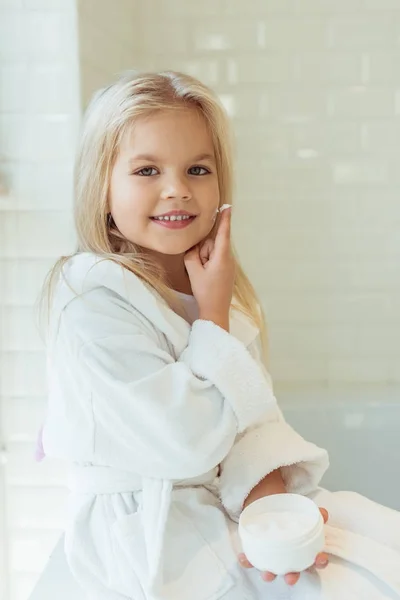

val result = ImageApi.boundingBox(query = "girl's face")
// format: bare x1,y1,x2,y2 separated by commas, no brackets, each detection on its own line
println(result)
109,108,220,257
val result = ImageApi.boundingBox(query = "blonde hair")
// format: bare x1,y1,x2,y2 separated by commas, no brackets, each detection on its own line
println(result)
40,70,268,361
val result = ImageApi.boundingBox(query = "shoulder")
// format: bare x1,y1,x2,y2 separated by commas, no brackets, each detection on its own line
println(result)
48,253,156,341
53,252,155,315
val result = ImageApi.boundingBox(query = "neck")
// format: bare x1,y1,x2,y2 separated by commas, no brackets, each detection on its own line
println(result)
148,251,192,295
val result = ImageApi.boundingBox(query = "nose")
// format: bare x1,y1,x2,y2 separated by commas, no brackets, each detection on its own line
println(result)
161,174,192,201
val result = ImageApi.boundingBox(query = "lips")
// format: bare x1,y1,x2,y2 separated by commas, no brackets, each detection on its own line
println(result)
150,213,196,229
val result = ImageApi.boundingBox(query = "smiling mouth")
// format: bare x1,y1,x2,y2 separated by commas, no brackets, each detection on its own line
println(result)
149,214,197,229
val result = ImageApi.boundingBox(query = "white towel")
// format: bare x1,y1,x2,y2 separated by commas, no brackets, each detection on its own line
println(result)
263,488,400,600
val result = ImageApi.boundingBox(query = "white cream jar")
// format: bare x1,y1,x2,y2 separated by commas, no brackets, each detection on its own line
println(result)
238,494,325,575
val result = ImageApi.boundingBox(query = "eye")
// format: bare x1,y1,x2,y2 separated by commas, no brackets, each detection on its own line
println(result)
135,167,158,176
189,165,211,176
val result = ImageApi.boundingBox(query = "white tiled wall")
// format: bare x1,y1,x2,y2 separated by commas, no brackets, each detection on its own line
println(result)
1,1,400,599
77,0,139,107
0,1,80,599
126,0,400,385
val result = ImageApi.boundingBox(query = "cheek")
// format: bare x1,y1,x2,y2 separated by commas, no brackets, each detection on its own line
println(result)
110,177,150,219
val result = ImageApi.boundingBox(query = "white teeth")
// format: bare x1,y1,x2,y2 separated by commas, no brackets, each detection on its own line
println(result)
153,215,192,221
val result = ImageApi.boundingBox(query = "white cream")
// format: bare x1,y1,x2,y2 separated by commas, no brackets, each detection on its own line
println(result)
212,204,232,222
218,203,232,212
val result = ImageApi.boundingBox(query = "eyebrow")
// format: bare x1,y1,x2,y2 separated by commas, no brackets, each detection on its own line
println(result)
128,153,216,164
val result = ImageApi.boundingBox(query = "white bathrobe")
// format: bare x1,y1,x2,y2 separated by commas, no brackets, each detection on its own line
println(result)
42,253,400,600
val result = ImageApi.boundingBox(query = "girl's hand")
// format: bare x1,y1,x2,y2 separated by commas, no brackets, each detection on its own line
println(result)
238,508,330,586
184,207,235,328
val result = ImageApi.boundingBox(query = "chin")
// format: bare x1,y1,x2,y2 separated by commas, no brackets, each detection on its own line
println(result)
153,244,191,256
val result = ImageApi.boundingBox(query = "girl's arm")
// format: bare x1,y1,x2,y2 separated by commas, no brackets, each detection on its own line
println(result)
217,333,329,520
242,468,286,509
51,288,278,481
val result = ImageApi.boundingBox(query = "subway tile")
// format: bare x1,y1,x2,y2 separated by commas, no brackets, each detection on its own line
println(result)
294,0,363,12
192,21,260,52
138,21,188,54
0,162,74,210
264,292,329,324
327,293,396,324
362,121,400,152
6,442,68,486
269,324,331,357
0,115,31,161
329,88,395,117
25,115,79,161
389,361,400,383
0,258,56,306
155,0,222,16
228,54,294,83
222,0,292,14
0,11,27,60
167,59,221,87
23,0,73,8
24,11,77,60
2,211,76,258
217,89,268,120
0,113,77,162
291,122,363,155
331,260,400,290
0,306,43,351
3,396,46,442
258,18,328,49
367,51,400,84
364,0,400,8
27,64,80,113
332,160,388,185
295,52,364,84
7,485,67,529
0,351,47,396
0,65,28,112
328,16,396,48
328,359,390,383
0,0,23,6
235,123,291,158
267,88,328,119
270,357,329,383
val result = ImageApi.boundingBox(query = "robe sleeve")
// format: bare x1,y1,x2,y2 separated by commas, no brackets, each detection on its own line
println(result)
59,289,279,480
217,334,329,521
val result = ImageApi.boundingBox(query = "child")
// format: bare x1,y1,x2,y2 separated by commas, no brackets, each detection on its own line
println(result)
39,71,398,600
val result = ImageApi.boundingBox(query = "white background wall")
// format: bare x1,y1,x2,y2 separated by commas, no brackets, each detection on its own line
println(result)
0,1,80,599
125,0,400,386
0,1,400,599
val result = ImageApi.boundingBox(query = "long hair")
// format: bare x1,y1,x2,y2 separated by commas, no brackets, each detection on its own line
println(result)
39,70,268,361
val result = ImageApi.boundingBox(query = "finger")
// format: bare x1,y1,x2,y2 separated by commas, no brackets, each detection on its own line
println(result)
284,572,301,586
261,572,277,582
199,239,214,266
315,553,329,569
319,508,329,523
214,206,232,254
184,246,202,277
238,554,253,569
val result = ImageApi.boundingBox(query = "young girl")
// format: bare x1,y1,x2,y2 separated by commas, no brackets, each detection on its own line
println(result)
39,71,400,600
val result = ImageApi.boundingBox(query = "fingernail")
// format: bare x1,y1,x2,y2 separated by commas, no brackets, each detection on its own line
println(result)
317,559,329,568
